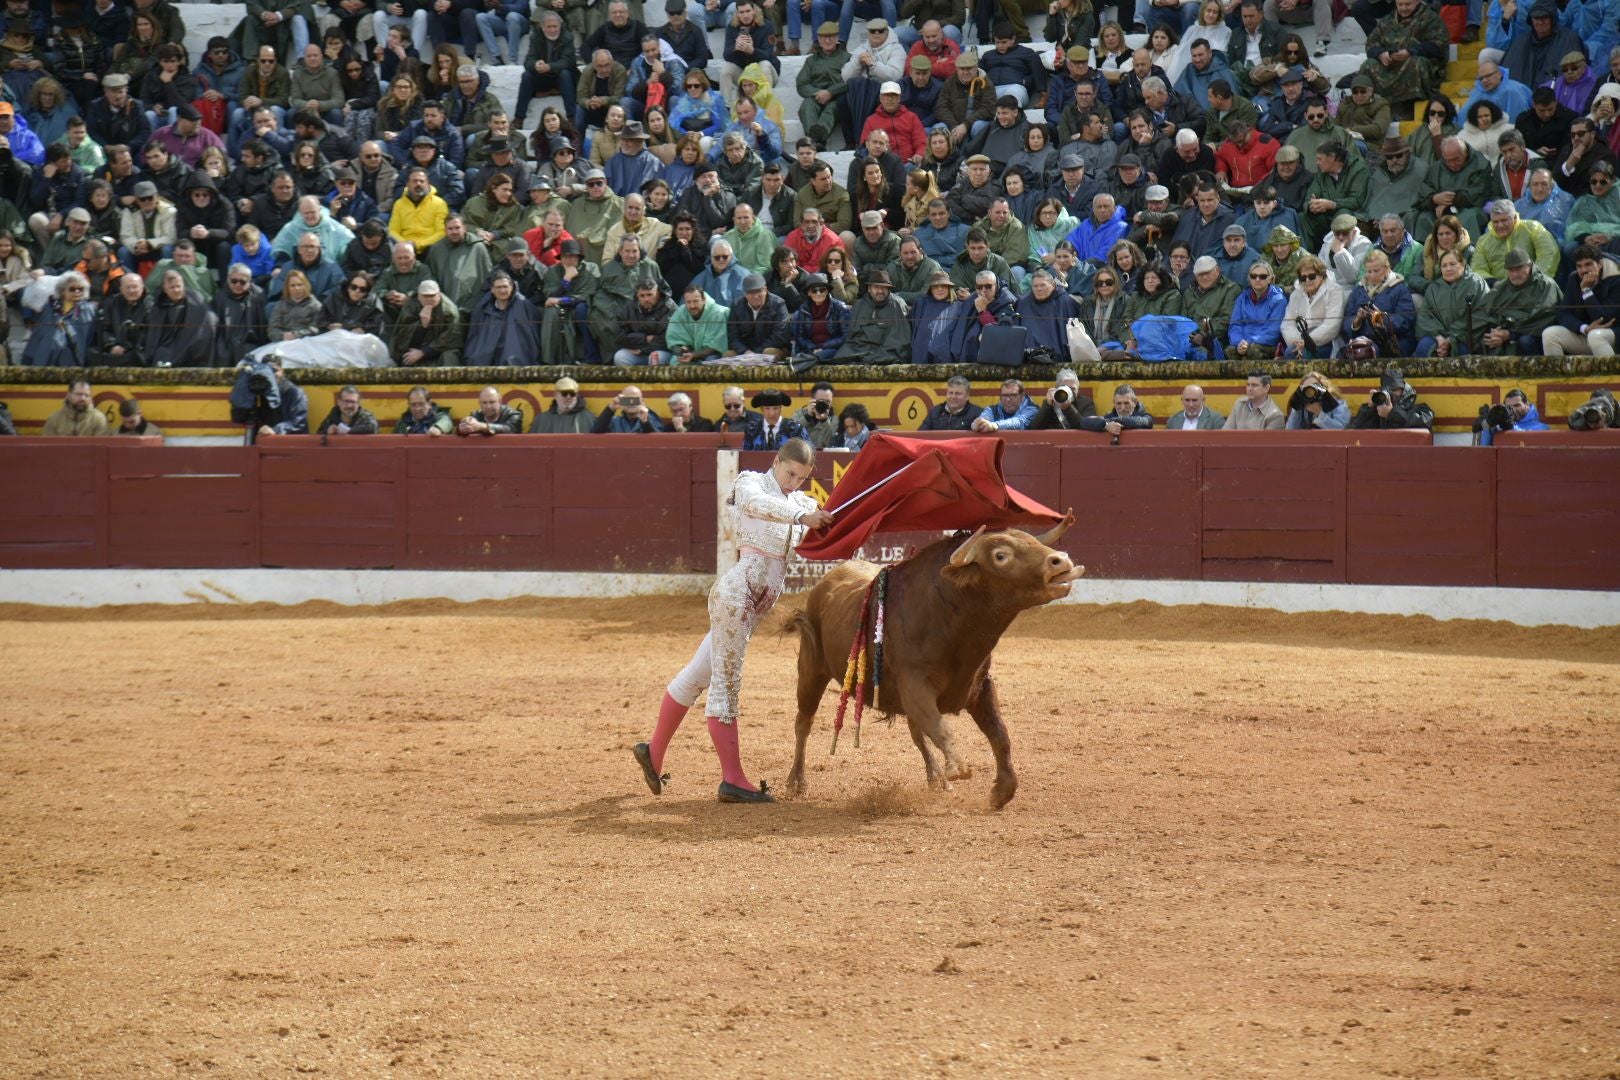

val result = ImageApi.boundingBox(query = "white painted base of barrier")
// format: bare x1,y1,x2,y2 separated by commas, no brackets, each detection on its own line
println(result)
0,569,1612,629
0,569,713,608
1061,579,1616,629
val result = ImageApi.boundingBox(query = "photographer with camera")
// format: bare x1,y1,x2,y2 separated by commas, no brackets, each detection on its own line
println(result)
1029,368,1098,430
793,381,839,449
1568,388,1618,431
1349,370,1422,430
1284,371,1350,430
1474,387,1549,445
232,356,309,441
591,384,665,433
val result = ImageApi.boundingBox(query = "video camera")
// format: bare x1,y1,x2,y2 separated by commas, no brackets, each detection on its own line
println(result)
1568,388,1617,431
230,359,281,427
1473,403,1514,434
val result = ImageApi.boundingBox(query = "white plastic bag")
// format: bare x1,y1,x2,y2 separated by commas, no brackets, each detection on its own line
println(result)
1066,317,1100,364
249,329,393,369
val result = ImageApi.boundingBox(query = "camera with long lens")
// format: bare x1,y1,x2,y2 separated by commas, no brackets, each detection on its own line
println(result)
1473,403,1514,434
1053,386,1075,406
1290,381,1337,415
1370,389,1389,407
1568,389,1617,430
811,399,831,417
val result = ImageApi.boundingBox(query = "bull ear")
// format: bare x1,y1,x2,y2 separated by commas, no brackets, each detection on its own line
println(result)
1033,510,1075,547
947,526,989,568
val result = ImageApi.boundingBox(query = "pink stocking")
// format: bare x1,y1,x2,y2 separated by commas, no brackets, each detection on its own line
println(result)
706,716,755,791
648,693,688,773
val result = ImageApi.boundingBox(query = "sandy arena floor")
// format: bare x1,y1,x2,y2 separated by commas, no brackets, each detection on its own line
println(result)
1,596,1617,1078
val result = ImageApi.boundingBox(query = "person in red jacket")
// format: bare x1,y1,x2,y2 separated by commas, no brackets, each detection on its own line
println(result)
1214,114,1281,197
860,82,929,165
782,206,845,271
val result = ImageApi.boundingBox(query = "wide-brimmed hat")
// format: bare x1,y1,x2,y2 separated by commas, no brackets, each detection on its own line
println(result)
866,269,892,287
751,388,792,407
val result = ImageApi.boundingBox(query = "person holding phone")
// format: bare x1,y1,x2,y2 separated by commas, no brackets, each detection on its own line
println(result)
635,438,834,803
592,384,665,432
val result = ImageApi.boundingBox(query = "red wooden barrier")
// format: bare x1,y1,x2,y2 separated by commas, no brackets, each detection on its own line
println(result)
0,444,108,568
2,436,1617,590
1346,449,1497,587
1058,446,1203,580
107,445,258,568
1496,448,1620,590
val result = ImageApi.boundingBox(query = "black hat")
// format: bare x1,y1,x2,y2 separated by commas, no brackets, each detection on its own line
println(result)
411,134,437,148
550,136,575,155
751,388,792,407
484,136,511,153
558,238,582,256
176,103,201,123
865,269,892,287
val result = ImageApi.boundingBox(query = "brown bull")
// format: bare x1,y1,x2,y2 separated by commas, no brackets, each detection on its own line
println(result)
783,514,1082,809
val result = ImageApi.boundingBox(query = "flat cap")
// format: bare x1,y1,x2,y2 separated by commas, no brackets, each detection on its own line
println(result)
133,180,158,197
556,375,580,390
1275,144,1302,162
742,273,767,290
1058,152,1085,169
964,153,992,165
1331,212,1357,232
1144,184,1169,200
66,206,91,222
1561,50,1585,66
1066,44,1090,62
910,55,933,71
103,73,130,88
817,20,839,34
1503,247,1531,268
416,279,440,295
1192,255,1218,273
1350,73,1373,90
1116,153,1142,168
955,51,978,69
1222,223,1246,238
866,16,889,29
859,209,884,227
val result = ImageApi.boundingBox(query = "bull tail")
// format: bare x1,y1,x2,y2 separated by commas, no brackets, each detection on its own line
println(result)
778,606,825,675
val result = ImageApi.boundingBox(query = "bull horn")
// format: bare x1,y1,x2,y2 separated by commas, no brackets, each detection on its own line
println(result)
948,526,989,568
1034,509,1076,547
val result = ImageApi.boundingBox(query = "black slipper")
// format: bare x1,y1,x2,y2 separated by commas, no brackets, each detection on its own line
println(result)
632,743,667,795
717,780,775,804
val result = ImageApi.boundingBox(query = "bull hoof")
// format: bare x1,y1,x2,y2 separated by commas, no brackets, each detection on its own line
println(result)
783,773,806,799
945,760,973,782
989,774,1017,811
928,774,952,792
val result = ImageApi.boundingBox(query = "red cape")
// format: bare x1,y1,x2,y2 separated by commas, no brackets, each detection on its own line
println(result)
796,433,1063,560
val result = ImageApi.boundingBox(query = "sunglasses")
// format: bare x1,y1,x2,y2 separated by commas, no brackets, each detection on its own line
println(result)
65,284,85,292
558,390,577,397
1563,63,1583,71
685,82,703,89
1298,272,1321,281
1595,175,1614,184
1249,272,1270,280
724,402,745,409
1427,108,1446,116
348,282,369,291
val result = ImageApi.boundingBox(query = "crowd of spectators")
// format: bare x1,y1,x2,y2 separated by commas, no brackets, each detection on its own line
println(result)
4,0,1620,373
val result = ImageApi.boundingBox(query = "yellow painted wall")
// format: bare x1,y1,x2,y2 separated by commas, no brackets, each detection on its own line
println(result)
3,375,1611,436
